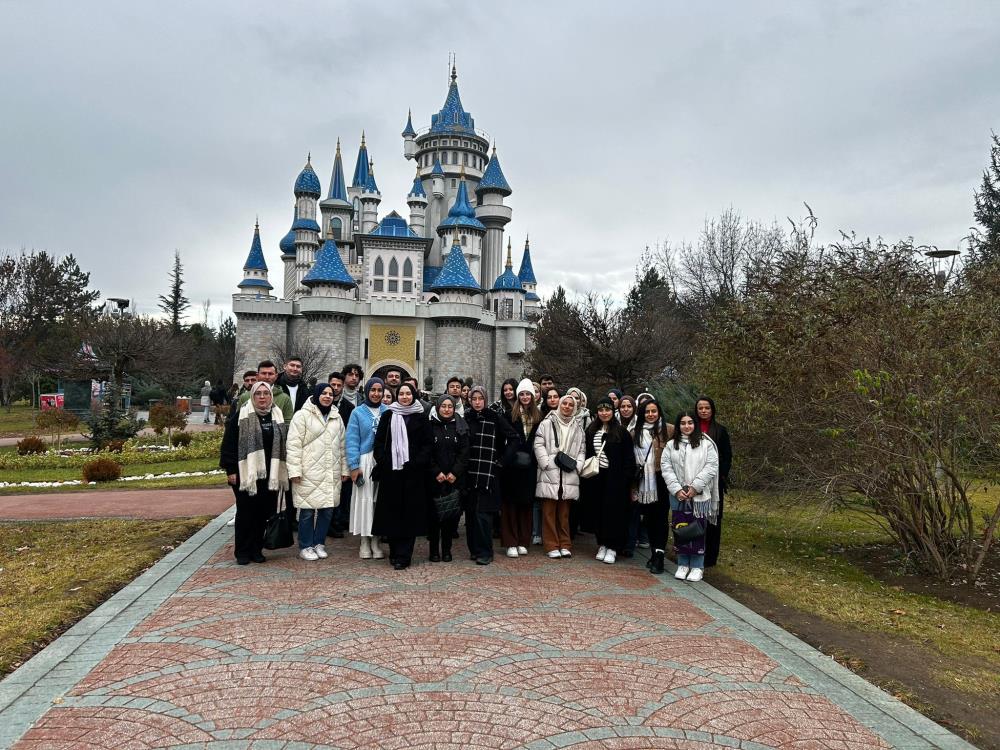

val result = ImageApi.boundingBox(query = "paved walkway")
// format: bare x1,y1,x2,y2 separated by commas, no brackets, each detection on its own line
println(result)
0,487,233,520
0,514,975,749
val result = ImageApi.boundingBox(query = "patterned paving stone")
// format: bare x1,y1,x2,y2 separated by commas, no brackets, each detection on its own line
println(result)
305,630,535,682
70,642,230,694
15,706,213,748
644,689,894,749
570,593,715,629
171,612,382,653
559,739,740,750
609,634,781,682
463,611,653,649
319,590,513,626
130,595,265,635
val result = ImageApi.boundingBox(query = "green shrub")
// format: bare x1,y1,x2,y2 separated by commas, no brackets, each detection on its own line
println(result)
35,408,81,449
84,386,145,450
170,431,193,448
82,458,122,483
0,432,221,471
16,436,47,455
104,440,126,453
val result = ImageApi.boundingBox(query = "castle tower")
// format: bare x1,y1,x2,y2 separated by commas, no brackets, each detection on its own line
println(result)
302,238,358,299
518,235,540,309
347,133,370,235
429,234,483,304
319,139,355,259
407,166,428,237
402,109,417,159
278,207,296,299
489,238,526,319
290,156,322,297
236,221,274,298
436,168,486,283
475,146,513,295
360,159,382,233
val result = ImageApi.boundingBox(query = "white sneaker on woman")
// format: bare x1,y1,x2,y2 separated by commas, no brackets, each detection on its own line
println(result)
313,544,328,559
517,546,528,555
299,547,319,561
560,548,572,558
547,549,562,559
595,545,607,561
506,546,519,558
603,549,617,564
686,568,703,582
674,565,690,580
371,539,384,559
359,537,372,559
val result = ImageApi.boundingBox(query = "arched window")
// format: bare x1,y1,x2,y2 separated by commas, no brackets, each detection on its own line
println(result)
331,217,342,240
374,256,384,276
403,258,413,277
373,256,384,292
461,235,467,247
388,258,399,276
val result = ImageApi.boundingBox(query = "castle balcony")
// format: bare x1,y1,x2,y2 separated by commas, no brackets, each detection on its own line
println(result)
474,203,512,225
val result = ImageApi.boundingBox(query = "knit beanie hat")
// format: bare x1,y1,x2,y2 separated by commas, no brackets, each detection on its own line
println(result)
516,378,534,396
594,396,615,411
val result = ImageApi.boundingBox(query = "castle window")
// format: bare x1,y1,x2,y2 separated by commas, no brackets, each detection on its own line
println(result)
330,217,342,240
502,298,513,319
374,256,384,276
403,280,412,292
493,299,498,314
388,279,398,292
451,179,456,189
373,279,384,292
452,151,458,164
463,153,468,166
388,258,399,277
403,258,413,278
461,235,467,247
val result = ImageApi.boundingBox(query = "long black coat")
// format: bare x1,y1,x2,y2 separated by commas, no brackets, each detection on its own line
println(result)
703,420,731,567
501,417,539,505
428,415,469,498
583,429,637,508
464,407,518,512
371,412,431,537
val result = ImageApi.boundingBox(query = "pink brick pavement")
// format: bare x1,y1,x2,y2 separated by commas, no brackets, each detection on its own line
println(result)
0,487,233,520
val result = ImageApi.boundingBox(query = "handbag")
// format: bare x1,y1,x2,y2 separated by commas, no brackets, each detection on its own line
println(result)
633,438,654,485
672,498,705,545
512,450,533,469
580,439,604,479
434,487,463,521
263,491,294,550
551,421,579,473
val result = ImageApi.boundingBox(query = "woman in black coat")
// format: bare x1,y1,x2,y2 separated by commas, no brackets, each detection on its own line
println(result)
696,395,732,568
584,396,636,565
372,383,431,569
427,394,469,563
500,379,541,558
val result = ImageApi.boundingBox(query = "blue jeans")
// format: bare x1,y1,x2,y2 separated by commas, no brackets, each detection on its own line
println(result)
677,552,705,569
298,507,334,549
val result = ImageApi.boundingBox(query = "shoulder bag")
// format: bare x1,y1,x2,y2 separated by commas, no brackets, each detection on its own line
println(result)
633,437,654,485
551,422,578,473
580,437,604,479
263,491,294,550
672,498,706,545
434,487,463,521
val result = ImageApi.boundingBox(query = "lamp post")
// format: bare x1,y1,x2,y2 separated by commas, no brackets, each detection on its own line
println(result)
922,246,960,288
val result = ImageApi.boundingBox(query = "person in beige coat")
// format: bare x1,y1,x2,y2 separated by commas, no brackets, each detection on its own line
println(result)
287,383,349,561
534,394,586,558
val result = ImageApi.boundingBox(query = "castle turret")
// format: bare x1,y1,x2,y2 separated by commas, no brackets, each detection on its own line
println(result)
476,145,513,297
402,109,417,159
302,238,357,299
290,156,322,297
237,220,274,297
429,234,482,304
360,159,381,233
518,235,540,309
430,154,445,198
436,168,485,280
346,133,370,234
407,166,428,236
489,238,526,319
319,139,354,251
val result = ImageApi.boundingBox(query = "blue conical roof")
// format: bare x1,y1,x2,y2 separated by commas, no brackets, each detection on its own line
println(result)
243,223,268,271
401,109,417,138
303,239,356,288
351,135,370,188
477,149,512,196
438,178,485,231
517,237,537,285
294,157,321,197
492,243,524,292
430,67,475,134
408,172,426,199
363,162,380,195
430,241,481,292
326,141,349,203
431,155,444,176
279,209,296,256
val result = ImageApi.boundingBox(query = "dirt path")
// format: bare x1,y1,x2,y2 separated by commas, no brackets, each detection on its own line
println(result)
0,487,233,520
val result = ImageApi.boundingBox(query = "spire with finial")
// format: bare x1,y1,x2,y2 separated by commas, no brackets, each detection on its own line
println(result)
239,219,272,292
517,234,537,286
506,237,513,267
325,138,349,203
363,158,380,195
294,155,321,197
477,145,512,196
401,108,417,138
352,133,370,188
490,235,524,293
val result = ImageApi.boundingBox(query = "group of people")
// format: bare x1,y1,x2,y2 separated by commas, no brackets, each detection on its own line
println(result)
219,360,732,582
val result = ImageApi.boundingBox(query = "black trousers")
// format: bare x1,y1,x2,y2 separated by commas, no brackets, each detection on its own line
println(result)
704,493,724,567
428,513,460,556
641,498,669,553
234,485,278,561
594,490,630,553
388,536,416,565
332,479,352,532
464,487,497,560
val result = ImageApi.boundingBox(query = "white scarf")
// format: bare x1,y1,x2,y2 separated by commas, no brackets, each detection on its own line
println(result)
634,424,658,504
387,400,424,470
675,434,720,522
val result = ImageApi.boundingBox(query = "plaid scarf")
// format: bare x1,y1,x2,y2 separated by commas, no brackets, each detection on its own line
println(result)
465,407,501,491
236,400,288,495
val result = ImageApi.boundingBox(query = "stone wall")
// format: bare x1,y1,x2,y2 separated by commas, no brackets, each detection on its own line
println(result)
233,315,288,379
301,315,348,381
427,321,492,393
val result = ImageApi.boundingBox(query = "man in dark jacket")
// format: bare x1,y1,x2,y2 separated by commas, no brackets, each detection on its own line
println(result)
328,371,356,537
277,356,309,413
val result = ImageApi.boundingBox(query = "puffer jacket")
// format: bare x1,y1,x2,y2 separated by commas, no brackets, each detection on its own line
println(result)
533,411,586,500
286,399,348,509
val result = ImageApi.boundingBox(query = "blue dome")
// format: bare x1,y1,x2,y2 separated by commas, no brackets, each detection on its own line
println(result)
430,155,444,176
279,209,296,255
294,160,321,197
477,150,512,196
291,217,321,232
238,277,273,291
525,291,540,301
430,242,480,293
491,266,524,292
303,239,356,288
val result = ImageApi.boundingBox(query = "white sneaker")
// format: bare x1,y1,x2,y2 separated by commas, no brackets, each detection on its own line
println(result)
547,549,562,559
359,537,372,559
674,565,690,580
226,517,236,527
686,568,703,582
532,535,542,545
299,547,319,561
560,548,572,558
603,549,617,565
371,539,385,559
517,546,528,555
313,544,328,559
595,545,608,561
506,546,519,558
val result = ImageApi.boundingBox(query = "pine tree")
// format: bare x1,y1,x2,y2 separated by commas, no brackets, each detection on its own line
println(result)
157,250,189,332
972,132,1000,265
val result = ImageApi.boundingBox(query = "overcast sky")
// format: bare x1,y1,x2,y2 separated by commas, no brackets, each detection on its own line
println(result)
1,1,998,321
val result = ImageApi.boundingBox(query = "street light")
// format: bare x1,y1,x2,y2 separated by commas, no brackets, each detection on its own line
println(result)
922,246,960,288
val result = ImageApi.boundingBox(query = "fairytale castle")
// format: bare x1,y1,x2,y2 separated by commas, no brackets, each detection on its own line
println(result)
232,65,540,394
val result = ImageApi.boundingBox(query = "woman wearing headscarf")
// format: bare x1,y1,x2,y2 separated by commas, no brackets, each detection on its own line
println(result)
489,378,518,421
584,396,636,565
501,379,541,558
346,377,388,560
427,394,469,562
219,382,289,565
632,398,673,574
565,387,592,432
534,393,586,558
286,383,349,562
372,383,431,570
660,410,720,582
695,395,732,568
464,385,518,565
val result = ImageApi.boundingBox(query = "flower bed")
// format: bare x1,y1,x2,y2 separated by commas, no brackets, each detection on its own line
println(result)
0,469,225,489
0,433,221,471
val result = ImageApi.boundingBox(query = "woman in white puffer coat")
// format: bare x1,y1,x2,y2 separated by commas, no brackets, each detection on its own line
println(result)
287,383,349,561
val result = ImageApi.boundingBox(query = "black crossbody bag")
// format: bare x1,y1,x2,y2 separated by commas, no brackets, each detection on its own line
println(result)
551,422,578,473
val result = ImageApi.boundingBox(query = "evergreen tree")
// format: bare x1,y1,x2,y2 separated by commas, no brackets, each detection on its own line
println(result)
972,132,1000,265
157,250,190,332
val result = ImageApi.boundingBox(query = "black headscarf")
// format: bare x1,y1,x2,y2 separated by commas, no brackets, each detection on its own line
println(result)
311,383,333,415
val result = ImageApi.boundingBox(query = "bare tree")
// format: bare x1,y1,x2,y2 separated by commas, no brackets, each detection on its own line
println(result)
268,337,336,382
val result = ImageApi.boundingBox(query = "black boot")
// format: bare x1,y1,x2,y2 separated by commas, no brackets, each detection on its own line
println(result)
651,550,665,575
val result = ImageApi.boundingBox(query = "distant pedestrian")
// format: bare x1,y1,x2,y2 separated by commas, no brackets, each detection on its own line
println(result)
200,380,212,423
